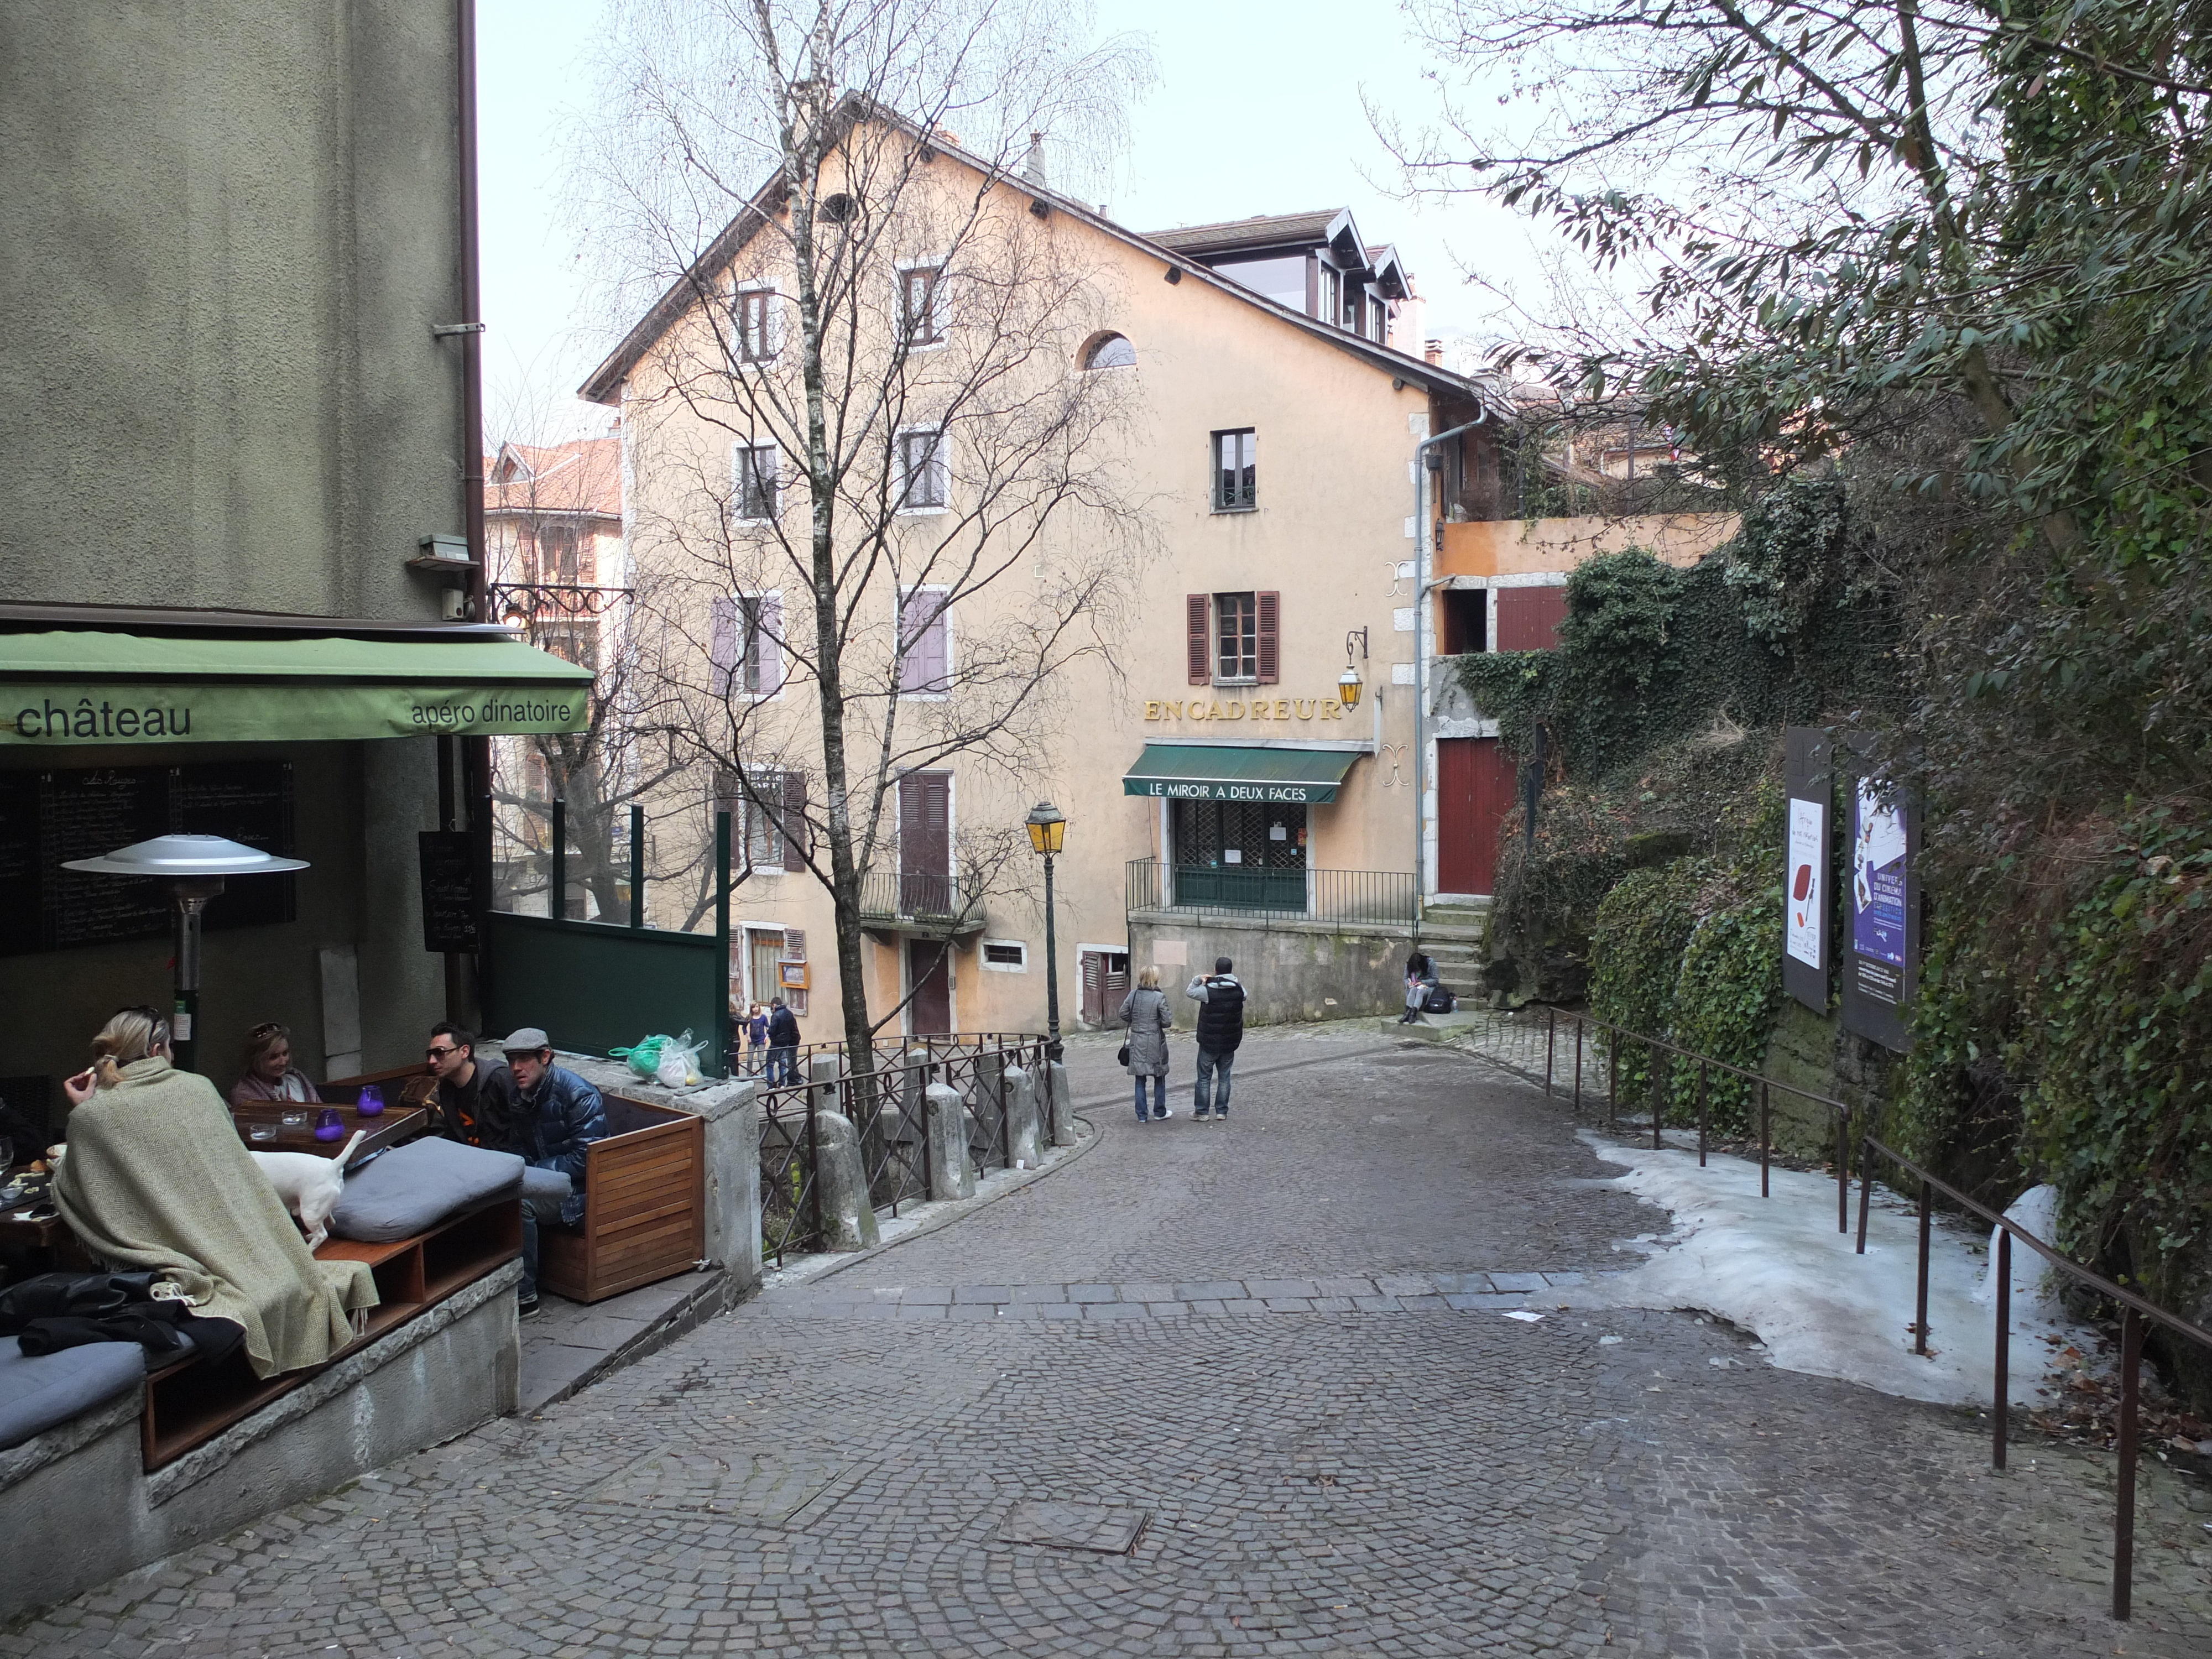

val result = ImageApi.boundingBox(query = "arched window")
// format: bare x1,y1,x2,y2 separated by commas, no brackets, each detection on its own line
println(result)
1082,332,1136,370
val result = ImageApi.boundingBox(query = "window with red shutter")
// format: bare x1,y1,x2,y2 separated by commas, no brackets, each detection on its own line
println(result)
1255,591,1280,684
1495,586,1569,650
1186,594,1209,685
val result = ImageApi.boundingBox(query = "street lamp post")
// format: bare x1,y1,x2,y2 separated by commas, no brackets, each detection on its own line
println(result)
61,833,311,1074
1025,801,1067,1062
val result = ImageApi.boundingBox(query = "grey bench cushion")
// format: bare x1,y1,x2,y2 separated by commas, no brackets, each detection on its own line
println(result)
520,1166,573,1203
331,1139,523,1243
0,1338,144,1450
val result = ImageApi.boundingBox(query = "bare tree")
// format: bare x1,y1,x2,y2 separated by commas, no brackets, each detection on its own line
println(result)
583,0,1155,1064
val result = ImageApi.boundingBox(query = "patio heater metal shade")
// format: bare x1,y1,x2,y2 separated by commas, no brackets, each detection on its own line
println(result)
62,834,311,1072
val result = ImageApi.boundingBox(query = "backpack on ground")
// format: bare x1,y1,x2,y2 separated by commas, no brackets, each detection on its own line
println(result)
1421,984,1457,1015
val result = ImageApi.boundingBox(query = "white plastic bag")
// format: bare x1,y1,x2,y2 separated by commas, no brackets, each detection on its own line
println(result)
656,1030,704,1088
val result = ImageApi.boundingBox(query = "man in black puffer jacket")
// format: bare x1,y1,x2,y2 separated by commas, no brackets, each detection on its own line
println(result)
1183,956,1246,1122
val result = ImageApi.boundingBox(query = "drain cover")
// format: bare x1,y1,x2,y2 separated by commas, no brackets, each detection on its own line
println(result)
999,1500,1149,1553
582,1446,845,1521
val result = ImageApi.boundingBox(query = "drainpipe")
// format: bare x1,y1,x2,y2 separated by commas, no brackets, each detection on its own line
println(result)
1412,413,1490,919
457,0,492,1023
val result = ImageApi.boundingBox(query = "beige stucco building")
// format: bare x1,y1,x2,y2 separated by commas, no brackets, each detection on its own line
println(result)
583,109,1731,1040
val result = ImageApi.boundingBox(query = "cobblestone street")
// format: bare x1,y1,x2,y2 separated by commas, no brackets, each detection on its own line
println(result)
11,1028,2210,1656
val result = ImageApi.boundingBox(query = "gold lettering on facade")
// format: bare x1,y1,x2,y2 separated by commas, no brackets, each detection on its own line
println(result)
1321,699,1342,719
1143,692,1344,722
1145,700,1161,720
1295,698,1316,718
1274,698,1290,719
1250,700,1270,720
1208,701,1225,719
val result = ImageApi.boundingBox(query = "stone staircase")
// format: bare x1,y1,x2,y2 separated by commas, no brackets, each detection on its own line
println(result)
1415,900,1490,1002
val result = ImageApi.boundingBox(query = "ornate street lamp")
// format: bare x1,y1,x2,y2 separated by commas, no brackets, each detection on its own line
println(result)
62,833,310,1075
1339,626,1369,711
1024,801,1067,1061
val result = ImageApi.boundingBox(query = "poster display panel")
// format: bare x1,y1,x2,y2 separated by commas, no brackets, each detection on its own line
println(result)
1781,727,1833,1014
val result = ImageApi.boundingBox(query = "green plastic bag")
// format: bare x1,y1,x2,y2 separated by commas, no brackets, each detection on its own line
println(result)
608,1035,671,1081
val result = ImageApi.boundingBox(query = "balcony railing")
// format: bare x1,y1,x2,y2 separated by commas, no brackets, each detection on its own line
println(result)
1125,858,1416,926
855,869,982,931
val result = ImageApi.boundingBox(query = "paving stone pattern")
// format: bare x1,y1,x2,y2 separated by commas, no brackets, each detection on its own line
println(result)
10,1029,2210,1656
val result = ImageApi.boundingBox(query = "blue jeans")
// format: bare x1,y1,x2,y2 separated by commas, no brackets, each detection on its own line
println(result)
1193,1047,1235,1116
769,1044,798,1084
1132,1074,1166,1120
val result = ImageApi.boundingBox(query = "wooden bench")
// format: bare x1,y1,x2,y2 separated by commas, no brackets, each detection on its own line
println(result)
538,1094,705,1304
140,1197,520,1471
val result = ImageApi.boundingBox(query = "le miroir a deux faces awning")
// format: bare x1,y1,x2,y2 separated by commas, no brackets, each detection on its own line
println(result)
1121,742,1361,805
0,630,592,745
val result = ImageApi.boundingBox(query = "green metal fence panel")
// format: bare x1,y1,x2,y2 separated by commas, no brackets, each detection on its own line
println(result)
484,911,724,1073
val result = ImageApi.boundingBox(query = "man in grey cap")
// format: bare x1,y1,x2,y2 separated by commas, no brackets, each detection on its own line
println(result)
499,1027,607,1318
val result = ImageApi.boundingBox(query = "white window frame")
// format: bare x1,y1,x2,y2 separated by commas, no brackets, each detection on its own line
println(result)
895,426,949,514
734,588,784,701
731,279,783,368
896,583,953,699
979,938,1029,973
894,258,948,350
732,442,780,523
739,766,797,874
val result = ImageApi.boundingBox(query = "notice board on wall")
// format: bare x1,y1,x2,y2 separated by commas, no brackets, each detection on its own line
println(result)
0,761,297,957
1781,727,1833,1015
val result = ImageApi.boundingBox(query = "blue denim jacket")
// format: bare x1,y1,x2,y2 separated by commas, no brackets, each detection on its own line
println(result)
518,1064,606,1227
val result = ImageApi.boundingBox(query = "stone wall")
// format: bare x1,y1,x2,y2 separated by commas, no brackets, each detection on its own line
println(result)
0,1263,518,1624
1125,910,1414,1026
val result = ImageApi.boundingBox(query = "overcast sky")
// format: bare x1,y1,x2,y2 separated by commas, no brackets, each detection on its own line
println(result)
478,0,1549,436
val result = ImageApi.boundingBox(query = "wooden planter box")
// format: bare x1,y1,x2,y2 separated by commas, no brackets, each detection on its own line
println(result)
538,1093,705,1304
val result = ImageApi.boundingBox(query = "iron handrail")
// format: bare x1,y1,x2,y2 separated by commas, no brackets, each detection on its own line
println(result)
1515,1001,2212,1623
1124,858,1418,925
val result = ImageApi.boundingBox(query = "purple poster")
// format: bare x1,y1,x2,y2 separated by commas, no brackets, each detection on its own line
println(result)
1851,781,1907,972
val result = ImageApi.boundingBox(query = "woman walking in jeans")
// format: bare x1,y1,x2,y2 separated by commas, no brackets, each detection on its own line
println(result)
1117,966,1175,1122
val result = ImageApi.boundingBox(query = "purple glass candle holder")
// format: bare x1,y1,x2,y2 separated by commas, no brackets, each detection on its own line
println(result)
355,1084,384,1117
312,1108,345,1142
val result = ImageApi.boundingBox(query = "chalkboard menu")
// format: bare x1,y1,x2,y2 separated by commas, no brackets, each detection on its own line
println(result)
0,762,296,957
418,830,481,952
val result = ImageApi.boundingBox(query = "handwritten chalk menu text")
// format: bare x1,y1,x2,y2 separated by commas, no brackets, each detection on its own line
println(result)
0,762,296,956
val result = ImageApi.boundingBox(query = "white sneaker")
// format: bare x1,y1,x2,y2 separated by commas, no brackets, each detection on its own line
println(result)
1156,1105,1173,1119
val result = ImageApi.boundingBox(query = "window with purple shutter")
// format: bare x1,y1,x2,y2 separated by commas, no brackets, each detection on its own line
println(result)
743,593,783,695
899,586,950,695
708,596,737,697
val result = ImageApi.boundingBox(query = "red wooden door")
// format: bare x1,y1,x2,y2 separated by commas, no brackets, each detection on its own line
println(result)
1436,737,1514,895
906,939,952,1034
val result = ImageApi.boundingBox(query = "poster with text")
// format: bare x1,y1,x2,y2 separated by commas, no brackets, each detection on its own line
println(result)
1786,797,1824,969
1851,781,1908,971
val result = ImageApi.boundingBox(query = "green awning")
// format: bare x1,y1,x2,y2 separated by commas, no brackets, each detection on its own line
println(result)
0,631,593,745
1122,743,1360,805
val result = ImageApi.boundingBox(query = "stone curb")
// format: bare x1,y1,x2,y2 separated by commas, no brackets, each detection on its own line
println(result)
526,1269,741,1414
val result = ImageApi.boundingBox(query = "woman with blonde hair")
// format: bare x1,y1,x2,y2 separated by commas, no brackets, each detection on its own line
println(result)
227,1021,322,1107
54,1006,378,1379
1115,965,1175,1123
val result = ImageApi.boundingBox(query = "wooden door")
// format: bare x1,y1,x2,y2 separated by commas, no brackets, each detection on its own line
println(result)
906,938,952,1034
1436,737,1514,896
1080,948,1130,1025
898,770,952,914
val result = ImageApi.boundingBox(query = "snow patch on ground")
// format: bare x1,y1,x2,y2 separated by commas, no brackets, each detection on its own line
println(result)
1571,1131,2094,1406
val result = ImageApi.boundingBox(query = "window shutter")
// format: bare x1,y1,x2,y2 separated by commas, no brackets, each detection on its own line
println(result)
766,291,786,359
759,593,784,693
780,769,808,869
1186,594,1209,685
922,594,948,690
1256,591,1280,684
708,596,737,697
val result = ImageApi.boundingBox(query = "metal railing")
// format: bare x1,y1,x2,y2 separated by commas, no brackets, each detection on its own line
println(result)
1125,858,1417,926
1462,1001,2212,1624
854,869,980,929
757,1033,1049,1264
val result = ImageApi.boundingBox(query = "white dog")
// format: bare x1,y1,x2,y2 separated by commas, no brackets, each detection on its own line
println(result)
250,1130,366,1250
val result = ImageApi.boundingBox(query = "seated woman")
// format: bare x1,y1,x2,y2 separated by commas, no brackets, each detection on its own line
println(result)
53,1007,377,1380
227,1021,323,1108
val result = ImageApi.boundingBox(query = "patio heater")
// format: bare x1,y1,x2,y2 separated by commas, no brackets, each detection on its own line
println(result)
1024,801,1067,1062
62,834,310,1075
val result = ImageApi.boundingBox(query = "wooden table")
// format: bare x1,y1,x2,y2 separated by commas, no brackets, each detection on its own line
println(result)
229,1100,430,1159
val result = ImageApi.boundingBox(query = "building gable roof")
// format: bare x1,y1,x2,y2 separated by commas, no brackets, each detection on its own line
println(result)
578,96,1491,410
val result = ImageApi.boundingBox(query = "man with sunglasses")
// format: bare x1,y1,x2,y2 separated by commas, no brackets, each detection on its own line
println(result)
422,1025,520,1152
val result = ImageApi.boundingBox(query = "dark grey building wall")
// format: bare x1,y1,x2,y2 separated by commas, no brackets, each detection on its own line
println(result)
1,0,469,612
0,2,471,1097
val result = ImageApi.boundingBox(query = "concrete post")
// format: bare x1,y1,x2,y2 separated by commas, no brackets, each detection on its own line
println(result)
1045,1059,1078,1147
681,1074,763,1292
805,1053,878,1250
926,1082,975,1201
1004,1065,1043,1168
